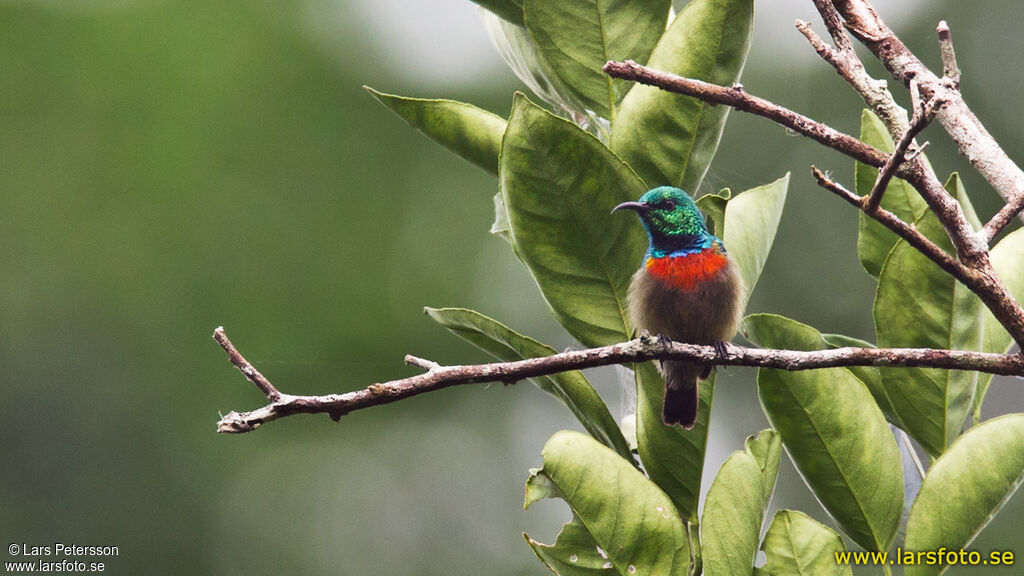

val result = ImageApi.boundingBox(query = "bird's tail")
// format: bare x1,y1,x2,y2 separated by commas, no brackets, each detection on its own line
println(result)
662,361,710,429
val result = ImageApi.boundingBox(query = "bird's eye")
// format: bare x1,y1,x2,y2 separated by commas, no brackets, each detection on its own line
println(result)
662,200,676,210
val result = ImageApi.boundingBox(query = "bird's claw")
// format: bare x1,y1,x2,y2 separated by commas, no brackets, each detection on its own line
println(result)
713,340,729,370
655,333,672,370
713,340,729,358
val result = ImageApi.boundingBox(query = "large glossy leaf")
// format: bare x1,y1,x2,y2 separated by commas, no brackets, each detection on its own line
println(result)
874,175,983,457
365,87,506,176
635,362,715,522
722,174,789,305
500,94,647,347
743,316,899,425
525,431,691,576
820,333,901,427
523,0,671,119
702,430,781,576
424,307,633,461
855,109,929,278
470,0,523,25
755,510,852,576
611,0,753,192
482,12,581,124
905,414,1024,576
746,314,903,552
973,227,1024,420
696,189,729,236
525,515,607,576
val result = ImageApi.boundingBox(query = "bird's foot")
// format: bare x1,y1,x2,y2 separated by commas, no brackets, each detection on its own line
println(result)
655,333,673,370
713,340,729,358
713,340,729,370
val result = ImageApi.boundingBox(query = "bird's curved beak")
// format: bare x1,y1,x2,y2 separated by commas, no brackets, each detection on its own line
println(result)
612,201,649,215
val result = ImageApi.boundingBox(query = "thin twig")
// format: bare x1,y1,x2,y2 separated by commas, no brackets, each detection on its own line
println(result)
810,0,854,52
214,328,1024,434
603,59,981,263
803,3,982,264
812,167,966,281
982,194,1024,243
213,326,281,401
832,0,1024,224
865,98,941,212
603,59,1024,347
937,21,960,82
405,355,441,371
602,60,890,168
797,11,908,136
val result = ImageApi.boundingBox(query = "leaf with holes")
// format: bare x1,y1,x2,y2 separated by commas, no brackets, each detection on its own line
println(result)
525,431,691,575
702,429,781,576
755,510,852,576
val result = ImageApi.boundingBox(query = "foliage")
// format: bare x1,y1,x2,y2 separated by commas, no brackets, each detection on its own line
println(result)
369,0,1024,574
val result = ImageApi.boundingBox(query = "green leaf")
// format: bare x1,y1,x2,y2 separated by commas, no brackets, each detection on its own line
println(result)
469,0,523,26
635,362,715,521
855,109,929,278
525,431,691,575
755,510,852,576
746,313,903,552
905,414,1024,576
820,333,901,427
702,430,781,576
482,12,582,123
696,189,730,237
874,176,983,456
523,0,671,119
611,0,753,191
525,516,608,576
722,174,789,306
973,227,1024,420
500,94,647,347
365,87,506,176
424,307,633,462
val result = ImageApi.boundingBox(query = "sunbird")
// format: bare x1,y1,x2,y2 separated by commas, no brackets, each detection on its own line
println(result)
613,186,744,428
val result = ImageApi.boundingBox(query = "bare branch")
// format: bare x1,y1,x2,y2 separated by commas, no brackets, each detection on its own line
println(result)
832,0,1024,225
602,60,890,168
604,58,1024,346
801,3,983,264
936,20,960,82
865,97,941,212
602,59,982,264
796,14,908,136
215,328,1024,434
983,194,1024,243
405,355,442,371
811,167,967,281
213,326,281,401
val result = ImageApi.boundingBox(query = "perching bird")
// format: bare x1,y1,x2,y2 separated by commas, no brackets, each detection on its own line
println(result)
613,186,744,428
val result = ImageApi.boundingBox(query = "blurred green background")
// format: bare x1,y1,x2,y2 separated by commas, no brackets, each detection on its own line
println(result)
2,0,1022,574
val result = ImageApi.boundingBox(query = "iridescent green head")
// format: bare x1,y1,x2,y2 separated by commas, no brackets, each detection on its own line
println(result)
613,186,713,254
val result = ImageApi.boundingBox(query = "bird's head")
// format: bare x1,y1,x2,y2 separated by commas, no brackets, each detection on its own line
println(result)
613,186,712,253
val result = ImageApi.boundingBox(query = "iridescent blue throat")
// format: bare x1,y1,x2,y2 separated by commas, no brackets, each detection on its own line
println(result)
644,232,718,262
